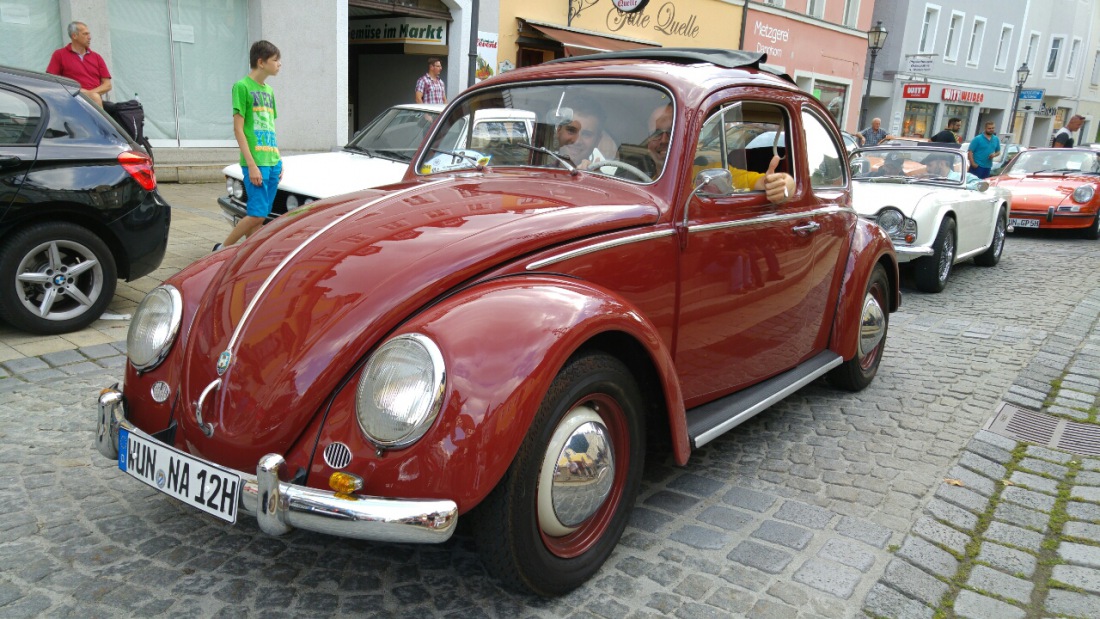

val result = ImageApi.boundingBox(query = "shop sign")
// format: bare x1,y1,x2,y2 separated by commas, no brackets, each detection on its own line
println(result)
1018,88,1044,101
605,2,701,39
942,88,984,103
349,17,447,45
750,20,790,60
902,84,930,98
612,0,650,12
906,56,933,73
475,32,498,83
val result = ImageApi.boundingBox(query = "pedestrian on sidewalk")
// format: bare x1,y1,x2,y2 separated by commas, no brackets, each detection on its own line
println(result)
967,121,1001,179
930,117,963,146
857,118,893,147
46,21,112,107
216,40,282,251
414,57,446,104
1051,114,1085,148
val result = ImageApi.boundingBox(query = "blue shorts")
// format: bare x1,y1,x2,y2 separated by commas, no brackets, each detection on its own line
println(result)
243,161,282,218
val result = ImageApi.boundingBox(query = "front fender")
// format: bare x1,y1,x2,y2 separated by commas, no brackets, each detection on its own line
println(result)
829,220,899,360
311,275,686,513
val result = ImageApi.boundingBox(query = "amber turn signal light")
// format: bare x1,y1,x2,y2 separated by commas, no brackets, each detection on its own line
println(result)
329,472,363,495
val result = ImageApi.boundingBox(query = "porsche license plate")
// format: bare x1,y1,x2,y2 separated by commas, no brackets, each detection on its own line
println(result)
118,428,241,523
1010,217,1040,229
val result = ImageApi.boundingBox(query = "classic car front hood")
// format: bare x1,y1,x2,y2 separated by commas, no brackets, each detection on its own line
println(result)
181,173,662,467
222,150,409,199
851,181,947,218
991,176,1077,212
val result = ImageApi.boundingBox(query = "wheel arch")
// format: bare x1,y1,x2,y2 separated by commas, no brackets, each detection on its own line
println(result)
0,204,129,278
829,219,900,360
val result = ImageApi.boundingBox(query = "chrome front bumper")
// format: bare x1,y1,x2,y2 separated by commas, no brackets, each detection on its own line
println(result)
96,387,458,544
893,245,934,261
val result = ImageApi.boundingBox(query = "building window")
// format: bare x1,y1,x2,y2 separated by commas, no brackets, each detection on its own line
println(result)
1091,51,1100,86
966,18,985,66
1066,38,1082,78
943,12,964,62
994,25,1013,71
842,0,860,28
763,0,785,6
0,0,61,71
919,5,940,54
1046,37,1064,75
815,81,847,127
943,104,972,142
807,0,825,19
903,101,937,138
1025,32,1040,68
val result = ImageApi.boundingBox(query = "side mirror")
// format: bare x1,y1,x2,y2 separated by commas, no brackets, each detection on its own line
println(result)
694,168,734,195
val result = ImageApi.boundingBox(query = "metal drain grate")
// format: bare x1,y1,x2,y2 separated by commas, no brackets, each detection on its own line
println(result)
984,402,1100,457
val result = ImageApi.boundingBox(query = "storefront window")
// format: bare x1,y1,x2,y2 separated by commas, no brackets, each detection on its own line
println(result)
814,81,847,127
903,102,937,138
0,1,61,72
944,104,972,141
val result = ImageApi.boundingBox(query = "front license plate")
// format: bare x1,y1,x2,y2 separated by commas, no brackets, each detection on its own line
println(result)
1010,217,1040,228
118,428,241,523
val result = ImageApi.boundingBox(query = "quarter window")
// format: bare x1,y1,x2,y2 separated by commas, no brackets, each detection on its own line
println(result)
0,88,42,145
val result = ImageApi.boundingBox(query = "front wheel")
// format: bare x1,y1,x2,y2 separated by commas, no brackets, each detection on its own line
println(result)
1084,212,1100,240
828,263,889,391
913,217,956,293
974,207,1007,266
474,351,646,596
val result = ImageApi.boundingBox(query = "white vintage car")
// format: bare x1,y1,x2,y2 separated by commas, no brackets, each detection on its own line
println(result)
850,146,1011,292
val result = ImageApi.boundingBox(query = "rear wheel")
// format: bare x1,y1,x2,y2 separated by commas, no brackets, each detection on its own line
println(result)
474,351,645,596
974,207,1007,266
0,222,117,334
828,263,889,392
913,217,956,293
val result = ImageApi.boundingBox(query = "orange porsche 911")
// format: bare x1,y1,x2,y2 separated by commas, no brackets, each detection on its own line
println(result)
988,148,1100,238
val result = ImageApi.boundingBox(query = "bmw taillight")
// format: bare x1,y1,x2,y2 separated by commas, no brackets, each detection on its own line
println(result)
118,150,156,191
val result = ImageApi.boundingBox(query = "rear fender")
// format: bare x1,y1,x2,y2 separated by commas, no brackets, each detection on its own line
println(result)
829,220,899,359
311,275,688,513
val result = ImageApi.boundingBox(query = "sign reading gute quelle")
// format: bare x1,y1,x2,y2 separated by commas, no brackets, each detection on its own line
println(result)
612,0,650,12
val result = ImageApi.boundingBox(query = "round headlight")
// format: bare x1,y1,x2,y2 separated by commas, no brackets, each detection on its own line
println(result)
1073,185,1095,204
355,334,445,448
127,286,182,372
232,179,244,200
285,194,299,210
876,208,905,235
303,198,315,205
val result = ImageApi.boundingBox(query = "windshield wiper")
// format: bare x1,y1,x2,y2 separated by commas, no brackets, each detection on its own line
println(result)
428,147,485,171
374,149,410,162
344,144,373,156
514,143,578,174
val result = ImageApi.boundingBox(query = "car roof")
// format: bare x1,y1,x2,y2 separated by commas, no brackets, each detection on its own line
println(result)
0,64,80,91
392,102,445,114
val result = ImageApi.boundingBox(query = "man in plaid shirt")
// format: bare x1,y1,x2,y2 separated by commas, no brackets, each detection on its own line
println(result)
415,57,447,104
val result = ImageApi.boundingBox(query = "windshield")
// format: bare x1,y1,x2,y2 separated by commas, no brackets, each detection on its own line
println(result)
417,82,673,183
1003,150,1100,175
346,107,439,162
851,148,968,186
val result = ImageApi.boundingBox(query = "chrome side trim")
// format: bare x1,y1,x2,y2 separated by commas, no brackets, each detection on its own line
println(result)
526,229,675,270
688,205,846,233
954,246,988,262
96,388,458,544
226,180,450,352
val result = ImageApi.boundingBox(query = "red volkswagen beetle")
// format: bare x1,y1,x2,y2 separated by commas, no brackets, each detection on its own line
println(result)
988,147,1100,237
96,49,899,596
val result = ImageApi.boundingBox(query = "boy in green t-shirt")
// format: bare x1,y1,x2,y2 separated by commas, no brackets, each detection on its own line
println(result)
216,40,282,250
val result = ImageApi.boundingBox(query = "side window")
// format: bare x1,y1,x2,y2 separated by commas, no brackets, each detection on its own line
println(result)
0,88,42,145
693,101,791,196
801,110,846,188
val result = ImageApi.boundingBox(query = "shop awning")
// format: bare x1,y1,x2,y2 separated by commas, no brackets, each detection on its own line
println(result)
528,23,659,57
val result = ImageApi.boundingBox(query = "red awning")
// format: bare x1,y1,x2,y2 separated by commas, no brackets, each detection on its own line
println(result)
528,23,659,57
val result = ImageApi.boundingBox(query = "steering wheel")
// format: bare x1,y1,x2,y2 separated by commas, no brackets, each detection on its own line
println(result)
583,159,652,182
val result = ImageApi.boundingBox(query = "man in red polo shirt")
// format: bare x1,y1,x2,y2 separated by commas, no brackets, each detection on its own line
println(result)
46,21,112,106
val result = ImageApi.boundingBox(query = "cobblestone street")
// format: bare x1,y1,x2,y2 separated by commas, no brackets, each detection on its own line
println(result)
1,186,1099,617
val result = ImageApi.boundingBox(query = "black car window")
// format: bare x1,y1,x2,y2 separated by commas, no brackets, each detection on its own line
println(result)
0,88,42,145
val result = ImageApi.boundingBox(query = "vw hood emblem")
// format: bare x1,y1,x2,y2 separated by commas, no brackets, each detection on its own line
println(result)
216,350,232,375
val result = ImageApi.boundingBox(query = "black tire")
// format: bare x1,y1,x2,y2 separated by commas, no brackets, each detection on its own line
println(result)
827,263,889,392
974,207,1007,266
913,217,956,293
474,351,646,596
1084,213,1100,240
0,222,117,334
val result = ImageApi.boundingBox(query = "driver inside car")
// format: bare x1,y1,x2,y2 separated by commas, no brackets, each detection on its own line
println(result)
554,96,611,169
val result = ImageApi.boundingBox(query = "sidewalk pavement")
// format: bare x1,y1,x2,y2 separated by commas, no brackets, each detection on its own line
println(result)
0,182,227,362
863,289,1100,619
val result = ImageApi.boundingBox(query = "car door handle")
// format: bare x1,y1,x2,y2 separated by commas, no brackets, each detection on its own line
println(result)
792,221,820,235
0,155,21,167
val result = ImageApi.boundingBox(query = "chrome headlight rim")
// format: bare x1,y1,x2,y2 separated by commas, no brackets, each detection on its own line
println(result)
1073,185,1095,204
127,285,183,372
355,333,446,449
875,207,905,235
225,176,234,196
285,193,299,210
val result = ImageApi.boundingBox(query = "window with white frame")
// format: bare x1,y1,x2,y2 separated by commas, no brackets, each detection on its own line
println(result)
1091,51,1100,86
843,0,860,28
944,12,965,62
994,25,1013,70
763,0,785,6
1067,38,1082,78
1026,32,1040,68
1046,37,1064,74
966,17,986,66
807,0,825,19
920,5,941,53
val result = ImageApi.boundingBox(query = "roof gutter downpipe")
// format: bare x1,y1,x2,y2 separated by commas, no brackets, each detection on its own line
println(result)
467,0,480,88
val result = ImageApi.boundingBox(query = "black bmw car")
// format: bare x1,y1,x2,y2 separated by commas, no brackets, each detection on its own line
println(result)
0,66,170,334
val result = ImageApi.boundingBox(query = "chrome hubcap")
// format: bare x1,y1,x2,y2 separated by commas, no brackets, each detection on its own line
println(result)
537,405,615,536
858,293,886,356
938,234,954,282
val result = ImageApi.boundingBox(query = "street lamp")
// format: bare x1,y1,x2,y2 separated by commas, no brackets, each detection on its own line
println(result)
858,21,889,131
1009,62,1031,140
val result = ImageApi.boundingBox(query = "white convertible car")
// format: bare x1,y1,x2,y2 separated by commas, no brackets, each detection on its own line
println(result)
850,146,1011,293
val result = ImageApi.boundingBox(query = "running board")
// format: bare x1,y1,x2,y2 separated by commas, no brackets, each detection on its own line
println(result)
687,351,843,449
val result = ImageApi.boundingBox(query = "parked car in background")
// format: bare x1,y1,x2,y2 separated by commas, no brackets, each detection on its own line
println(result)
0,66,168,334
987,147,1100,238
960,141,1027,176
851,146,1010,292
97,49,899,597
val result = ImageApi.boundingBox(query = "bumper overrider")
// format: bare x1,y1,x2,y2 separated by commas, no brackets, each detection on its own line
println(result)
893,245,934,260
96,387,458,544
